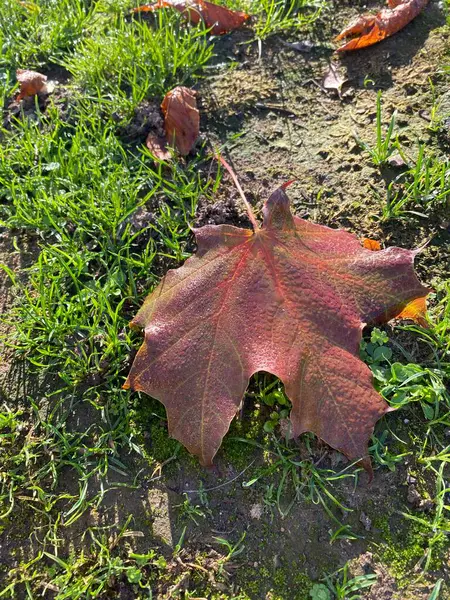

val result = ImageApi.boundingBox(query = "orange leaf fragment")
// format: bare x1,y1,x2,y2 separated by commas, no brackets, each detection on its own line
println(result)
395,296,428,328
336,0,429,52
16,69,47,101
161,86,199,156
133,0,250,35
363,238,382,251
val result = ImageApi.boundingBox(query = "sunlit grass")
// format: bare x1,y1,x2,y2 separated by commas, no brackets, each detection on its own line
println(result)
0,0,99,69
250,0,327,40
63,12,214,118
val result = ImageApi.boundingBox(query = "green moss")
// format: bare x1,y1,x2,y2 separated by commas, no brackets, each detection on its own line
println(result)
131,397,181,466
236,564,313,599
147,423,180,462
373,513,447,586
221,435,253,470
221,406,266,469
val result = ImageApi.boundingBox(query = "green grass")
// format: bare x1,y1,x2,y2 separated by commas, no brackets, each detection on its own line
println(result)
237,431,362,537
362,317,450,575
0,0,449,598
2,516,249,599
250,0,327,40
357,91,400,167
0,4,226,595
0,0,98,69
357,91,450,220
63,12,214,117
383,144,450,219
322,562,377,600
2,124,206,358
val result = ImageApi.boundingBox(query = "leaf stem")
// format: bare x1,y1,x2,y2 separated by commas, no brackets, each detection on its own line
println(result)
216,154,259,231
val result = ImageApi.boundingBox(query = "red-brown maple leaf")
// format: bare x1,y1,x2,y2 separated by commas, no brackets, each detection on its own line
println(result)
124,185,429,471
335,0,429,52
133,0,250,35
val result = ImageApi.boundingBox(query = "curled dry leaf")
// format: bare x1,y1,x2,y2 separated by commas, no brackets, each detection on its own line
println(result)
161,86,199,156
336,0,429,52
322,63,347,97
124,181,429,473
145,133,172,161
133,0,250,35
16,69,47,101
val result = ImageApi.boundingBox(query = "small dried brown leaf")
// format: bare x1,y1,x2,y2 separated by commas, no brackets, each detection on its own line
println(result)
16,69,47,100
322,64,347,96
161,86,199,156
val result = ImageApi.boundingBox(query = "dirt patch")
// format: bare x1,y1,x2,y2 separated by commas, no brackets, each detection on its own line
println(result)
198,3,449,305
117,99,166,145
201,6,447,210
186,6,450,596
0,230,39,395
195,187,254,227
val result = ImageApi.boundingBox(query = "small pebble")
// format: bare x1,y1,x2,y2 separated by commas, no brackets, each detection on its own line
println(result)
407,486,421,507
418,499,434,512
359,512,372,531
387,153,407,168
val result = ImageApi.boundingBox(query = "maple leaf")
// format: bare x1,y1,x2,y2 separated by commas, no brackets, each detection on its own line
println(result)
133,0,250,35
335,0,429,52
125,180,429,472
16,69,48,101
